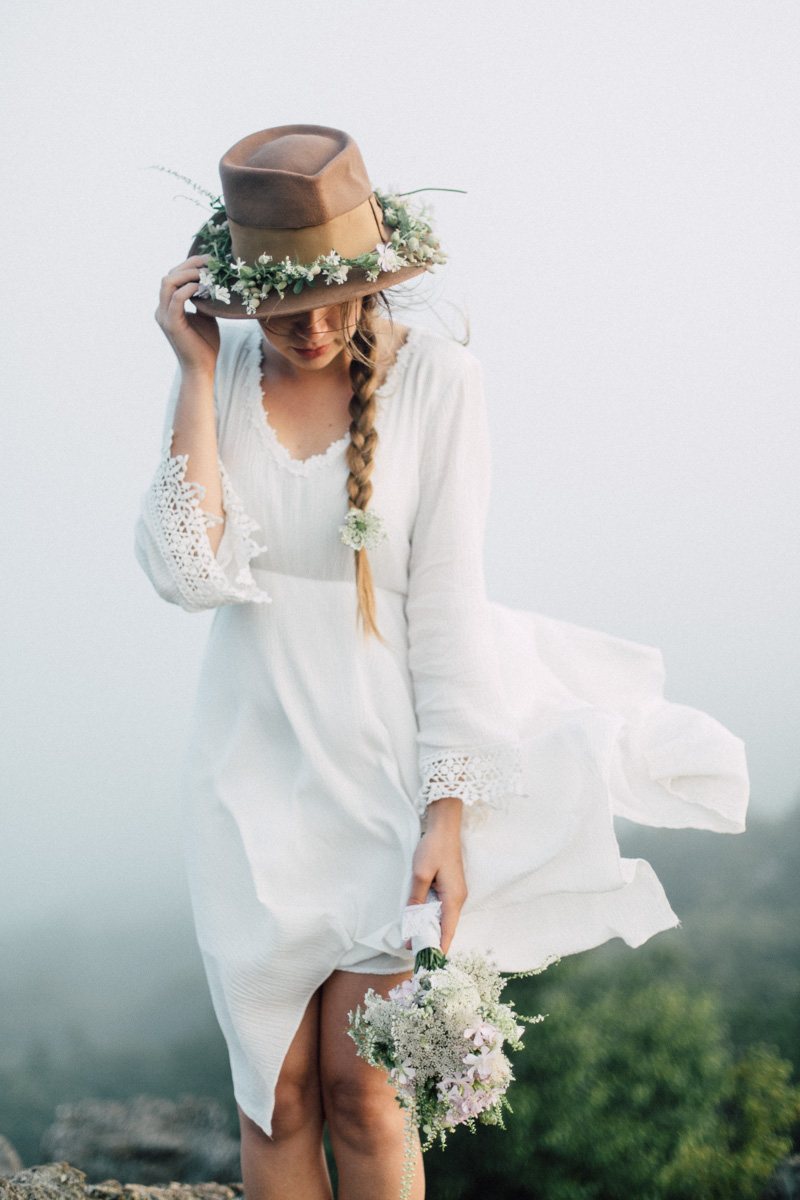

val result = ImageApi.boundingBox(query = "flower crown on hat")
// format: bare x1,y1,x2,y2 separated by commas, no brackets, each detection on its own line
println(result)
192,188,447,316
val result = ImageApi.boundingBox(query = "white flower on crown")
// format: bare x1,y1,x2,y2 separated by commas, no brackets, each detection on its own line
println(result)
196,267,215,295
325,265,350,285
375,241,403,272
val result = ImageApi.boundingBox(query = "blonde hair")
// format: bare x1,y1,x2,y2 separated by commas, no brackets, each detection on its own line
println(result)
344,293,385,639
261,291,390,638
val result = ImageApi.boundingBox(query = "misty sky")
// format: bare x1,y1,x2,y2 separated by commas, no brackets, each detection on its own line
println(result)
2,0,799,935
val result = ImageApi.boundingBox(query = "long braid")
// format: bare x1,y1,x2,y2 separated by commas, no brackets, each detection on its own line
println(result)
346,297,382,638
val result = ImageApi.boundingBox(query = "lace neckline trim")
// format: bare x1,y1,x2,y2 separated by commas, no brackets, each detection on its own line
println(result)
245,324,422,476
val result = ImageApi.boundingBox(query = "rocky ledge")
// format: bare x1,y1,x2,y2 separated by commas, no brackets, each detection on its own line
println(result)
39,1098,240,1187
0,1165,243,1200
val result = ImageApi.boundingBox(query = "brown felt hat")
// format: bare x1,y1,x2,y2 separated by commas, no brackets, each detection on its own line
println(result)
190,124,431,319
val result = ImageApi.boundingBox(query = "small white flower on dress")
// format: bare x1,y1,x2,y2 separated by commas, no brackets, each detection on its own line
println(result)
339,507,387,552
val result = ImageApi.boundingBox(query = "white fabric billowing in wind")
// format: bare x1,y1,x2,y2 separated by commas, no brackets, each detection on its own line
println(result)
135,322,748,1136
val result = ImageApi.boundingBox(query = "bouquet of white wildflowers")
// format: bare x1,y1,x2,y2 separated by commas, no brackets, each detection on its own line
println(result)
347,898,553,1198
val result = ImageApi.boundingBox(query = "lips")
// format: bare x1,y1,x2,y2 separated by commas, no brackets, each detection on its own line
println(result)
292,344,332,360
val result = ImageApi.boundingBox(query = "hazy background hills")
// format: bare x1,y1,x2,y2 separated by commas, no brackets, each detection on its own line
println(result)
2,802,798,1169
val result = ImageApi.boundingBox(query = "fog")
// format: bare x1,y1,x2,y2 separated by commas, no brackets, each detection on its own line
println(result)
2,0,799,943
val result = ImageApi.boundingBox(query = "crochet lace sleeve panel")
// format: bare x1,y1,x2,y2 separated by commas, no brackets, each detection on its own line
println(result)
406,348,523,817
417,744,524,814
136,431,271,612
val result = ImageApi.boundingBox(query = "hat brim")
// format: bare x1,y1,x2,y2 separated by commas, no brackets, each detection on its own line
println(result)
187,233,427,319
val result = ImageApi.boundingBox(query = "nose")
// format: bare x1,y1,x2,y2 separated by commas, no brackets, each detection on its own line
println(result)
299,307,332,338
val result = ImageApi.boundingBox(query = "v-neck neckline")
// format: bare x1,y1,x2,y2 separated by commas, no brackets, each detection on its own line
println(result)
246,325,420,476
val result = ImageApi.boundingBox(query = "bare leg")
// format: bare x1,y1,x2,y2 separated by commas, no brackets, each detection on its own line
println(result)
238,988,332,1200
320,969,424,1200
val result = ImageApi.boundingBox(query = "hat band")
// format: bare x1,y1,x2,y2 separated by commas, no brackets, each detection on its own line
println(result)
228,194,388,266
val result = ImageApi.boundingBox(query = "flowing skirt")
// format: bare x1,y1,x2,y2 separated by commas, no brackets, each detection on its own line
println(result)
180,587,749,1134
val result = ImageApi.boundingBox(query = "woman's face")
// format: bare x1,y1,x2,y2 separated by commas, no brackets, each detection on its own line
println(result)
257,300,361,372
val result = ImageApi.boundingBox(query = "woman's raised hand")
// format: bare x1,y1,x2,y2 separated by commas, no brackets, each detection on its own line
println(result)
155,254,221,378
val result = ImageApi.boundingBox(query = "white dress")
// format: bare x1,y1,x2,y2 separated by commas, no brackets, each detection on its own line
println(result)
135,322,749,1136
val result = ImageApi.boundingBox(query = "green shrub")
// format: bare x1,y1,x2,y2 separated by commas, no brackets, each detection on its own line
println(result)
425,965,800,1200
663,1045,800,1200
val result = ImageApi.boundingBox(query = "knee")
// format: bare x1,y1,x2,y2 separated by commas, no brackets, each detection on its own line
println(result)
268,1071,322,1143
324,1075,399,1152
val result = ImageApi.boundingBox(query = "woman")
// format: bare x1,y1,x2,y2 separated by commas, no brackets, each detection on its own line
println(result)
136,125,749,1200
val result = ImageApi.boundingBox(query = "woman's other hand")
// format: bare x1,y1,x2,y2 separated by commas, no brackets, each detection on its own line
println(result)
407,796,466,955
155,254,220,378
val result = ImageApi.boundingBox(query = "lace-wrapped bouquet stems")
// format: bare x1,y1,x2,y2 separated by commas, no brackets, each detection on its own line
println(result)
347,900,555,1199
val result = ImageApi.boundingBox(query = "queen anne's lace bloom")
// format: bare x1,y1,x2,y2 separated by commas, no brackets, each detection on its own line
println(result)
339,507,388,552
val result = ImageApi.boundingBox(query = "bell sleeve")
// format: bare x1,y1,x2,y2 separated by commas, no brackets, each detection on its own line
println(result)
406,350,523,816
134,369,271,613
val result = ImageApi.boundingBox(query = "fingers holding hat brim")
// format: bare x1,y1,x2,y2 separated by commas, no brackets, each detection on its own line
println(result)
186,238,427,319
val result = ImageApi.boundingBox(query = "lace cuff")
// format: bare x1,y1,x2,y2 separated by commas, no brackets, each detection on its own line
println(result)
144,435,271,611
416,743,524,815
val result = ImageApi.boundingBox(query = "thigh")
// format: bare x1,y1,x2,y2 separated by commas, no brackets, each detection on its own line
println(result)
256,984,324,1139
279,984,323,1088
319,968,412,1094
